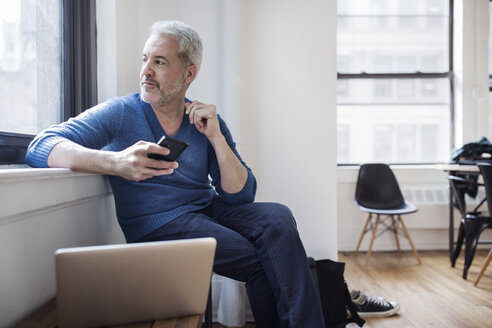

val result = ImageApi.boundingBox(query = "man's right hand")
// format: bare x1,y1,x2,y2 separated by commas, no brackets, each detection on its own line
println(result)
48,140,179,181
113,141,179,181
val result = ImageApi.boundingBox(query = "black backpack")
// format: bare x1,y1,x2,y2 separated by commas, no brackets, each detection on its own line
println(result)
308,258,365,328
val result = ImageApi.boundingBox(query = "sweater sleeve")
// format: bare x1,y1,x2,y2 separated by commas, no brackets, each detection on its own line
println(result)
208,116,257,205
26,98,123,168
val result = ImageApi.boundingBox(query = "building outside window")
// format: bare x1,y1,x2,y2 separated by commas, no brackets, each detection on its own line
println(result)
337,124,350,163
0,0,61,135
0,0,96,165
337,0,452,164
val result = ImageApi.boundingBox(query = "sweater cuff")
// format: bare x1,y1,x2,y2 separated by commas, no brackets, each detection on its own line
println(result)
219,170,257,205
26,136,69,168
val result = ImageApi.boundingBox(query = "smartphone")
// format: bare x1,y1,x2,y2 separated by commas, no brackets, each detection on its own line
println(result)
147,135,189,161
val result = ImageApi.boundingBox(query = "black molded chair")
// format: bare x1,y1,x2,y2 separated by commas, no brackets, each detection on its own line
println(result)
462,163,492,286
354,163,421,265
448,164,492,279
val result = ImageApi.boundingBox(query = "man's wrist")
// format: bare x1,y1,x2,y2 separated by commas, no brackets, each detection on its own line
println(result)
208,133,226,148
102,150,120,176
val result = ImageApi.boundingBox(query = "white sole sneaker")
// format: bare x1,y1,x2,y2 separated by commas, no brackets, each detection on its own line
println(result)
357,301,400,318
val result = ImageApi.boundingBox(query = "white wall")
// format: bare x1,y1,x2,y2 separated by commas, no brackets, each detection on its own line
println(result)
0,169,124,327
454,0,490,145
236,0,337,259
97,0,338,260
489,92,492,137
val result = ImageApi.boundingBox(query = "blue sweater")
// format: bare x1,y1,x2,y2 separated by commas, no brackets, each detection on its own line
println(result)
26,93,257,242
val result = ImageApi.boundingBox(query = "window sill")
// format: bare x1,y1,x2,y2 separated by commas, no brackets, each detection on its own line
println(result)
337,164,449,184
0,167,95,183
337,164,446,170
0,168,112,223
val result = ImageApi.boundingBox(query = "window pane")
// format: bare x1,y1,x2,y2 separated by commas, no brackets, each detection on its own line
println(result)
489,1,492,76
338,78,449,104
337,124,350,163
396,125,417,162
337,0,449,73
421,124,439,162
337,78,450,163
373,125,393,163
397,79,415,98
0,0,61,135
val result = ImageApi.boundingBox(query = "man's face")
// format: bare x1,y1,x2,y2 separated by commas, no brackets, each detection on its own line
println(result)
140,33,188,107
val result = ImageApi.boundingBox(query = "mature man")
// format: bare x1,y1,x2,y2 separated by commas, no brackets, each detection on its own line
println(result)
26,21,324,327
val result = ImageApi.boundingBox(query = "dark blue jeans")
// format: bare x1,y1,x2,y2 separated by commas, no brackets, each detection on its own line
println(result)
138,198,325,328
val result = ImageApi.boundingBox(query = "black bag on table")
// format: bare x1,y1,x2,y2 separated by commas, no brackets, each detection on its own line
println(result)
308,257,365,328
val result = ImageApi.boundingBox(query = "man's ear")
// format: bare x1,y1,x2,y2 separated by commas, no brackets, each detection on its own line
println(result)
184,65,198,84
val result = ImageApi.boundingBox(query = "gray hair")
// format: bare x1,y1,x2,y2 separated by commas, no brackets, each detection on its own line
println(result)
150,20,203,71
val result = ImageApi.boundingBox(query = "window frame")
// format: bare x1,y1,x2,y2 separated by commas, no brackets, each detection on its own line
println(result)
337,0,455,166
0,0,97,165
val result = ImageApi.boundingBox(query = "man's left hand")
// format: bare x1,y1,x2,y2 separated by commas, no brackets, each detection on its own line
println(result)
185,101,222,141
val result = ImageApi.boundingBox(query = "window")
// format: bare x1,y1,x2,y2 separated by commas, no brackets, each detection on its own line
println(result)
337,124,350,163
373,80,392,98
337,0,452,164
397,56,416,73
397,80,415,98
421,124,439,162
396,125,417,162
374,125,393,162
0,0,61,136
0,0,97,164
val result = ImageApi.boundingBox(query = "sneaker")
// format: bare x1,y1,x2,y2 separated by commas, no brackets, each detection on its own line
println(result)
349,289,400,318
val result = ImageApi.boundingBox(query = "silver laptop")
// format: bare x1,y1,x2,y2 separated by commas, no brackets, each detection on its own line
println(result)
55,237,216,328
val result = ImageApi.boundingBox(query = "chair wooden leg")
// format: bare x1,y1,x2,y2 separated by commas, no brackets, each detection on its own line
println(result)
391,215,401,254
474,248,492,286
398,216,421,264
355,213,372,255
365,214,380,266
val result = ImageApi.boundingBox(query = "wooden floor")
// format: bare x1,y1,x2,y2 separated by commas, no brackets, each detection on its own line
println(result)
341,250,492,328
215,250,492,328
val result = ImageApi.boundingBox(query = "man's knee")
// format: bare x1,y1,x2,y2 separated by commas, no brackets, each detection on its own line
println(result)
256,202,298,230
